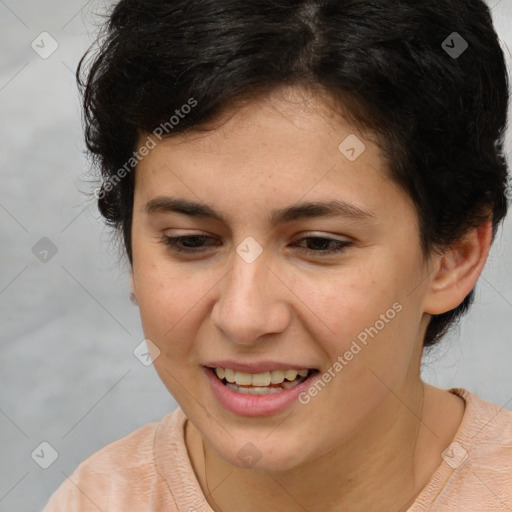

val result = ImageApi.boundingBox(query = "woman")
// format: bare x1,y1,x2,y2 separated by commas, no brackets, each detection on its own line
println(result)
43,0,512,510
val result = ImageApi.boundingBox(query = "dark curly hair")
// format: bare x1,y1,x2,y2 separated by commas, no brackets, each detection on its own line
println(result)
77,0,510,348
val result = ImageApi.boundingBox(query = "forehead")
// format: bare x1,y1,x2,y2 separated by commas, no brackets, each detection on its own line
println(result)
133,88,412,224
153,88,375,156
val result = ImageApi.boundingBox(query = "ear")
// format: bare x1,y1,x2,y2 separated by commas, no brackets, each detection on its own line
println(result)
130,269,138,306
423,221,493,315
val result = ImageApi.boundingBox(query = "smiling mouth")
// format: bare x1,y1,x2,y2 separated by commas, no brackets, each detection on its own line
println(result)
209,367,319,395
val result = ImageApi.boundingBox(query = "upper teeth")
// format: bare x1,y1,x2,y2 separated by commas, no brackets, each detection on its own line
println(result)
215,367,309,386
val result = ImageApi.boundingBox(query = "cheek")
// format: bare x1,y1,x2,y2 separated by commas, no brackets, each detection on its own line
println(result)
134,263,210,400
138,276,201,344
295,266,400,345
132,249,203,352
294,260,419,381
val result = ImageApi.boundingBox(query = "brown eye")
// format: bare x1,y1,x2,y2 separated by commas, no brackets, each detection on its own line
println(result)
160,235,217,253
292,237,352,255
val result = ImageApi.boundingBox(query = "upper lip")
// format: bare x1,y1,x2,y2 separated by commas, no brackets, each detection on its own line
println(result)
204,361,317,373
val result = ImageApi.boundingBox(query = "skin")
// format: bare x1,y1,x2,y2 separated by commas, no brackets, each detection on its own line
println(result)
130,86,491,512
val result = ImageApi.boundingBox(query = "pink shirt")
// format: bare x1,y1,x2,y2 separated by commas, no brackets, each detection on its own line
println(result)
42,388,512,511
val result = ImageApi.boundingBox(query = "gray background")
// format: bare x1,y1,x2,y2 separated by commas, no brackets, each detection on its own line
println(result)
0,1,511,510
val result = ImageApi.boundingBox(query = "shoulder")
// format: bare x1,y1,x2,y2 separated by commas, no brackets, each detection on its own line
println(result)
421,389,512,511
445,388,512,471
411,389,512,511
42,408,185,512
454,388,512,447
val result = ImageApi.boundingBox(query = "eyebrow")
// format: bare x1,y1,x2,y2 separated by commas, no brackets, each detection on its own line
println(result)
144,196,375,225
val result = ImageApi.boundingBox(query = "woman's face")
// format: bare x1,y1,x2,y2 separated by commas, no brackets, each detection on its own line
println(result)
130,88,434,471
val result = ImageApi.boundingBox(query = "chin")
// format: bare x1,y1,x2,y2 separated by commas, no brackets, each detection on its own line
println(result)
210,433,312,473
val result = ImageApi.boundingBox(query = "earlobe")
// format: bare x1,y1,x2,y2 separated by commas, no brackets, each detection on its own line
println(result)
130,271,138,306
423,221,493,315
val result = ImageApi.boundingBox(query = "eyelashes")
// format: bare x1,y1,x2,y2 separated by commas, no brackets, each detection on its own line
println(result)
160,235,217,253
159,234,352,256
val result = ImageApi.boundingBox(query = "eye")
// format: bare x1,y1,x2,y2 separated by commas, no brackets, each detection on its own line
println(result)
292,236,352,255
159,234,352,256
159,234,217,253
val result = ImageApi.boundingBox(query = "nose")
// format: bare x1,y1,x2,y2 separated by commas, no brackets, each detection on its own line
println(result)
211,249,291,346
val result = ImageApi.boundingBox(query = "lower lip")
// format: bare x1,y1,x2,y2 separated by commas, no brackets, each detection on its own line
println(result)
204,367,318,417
